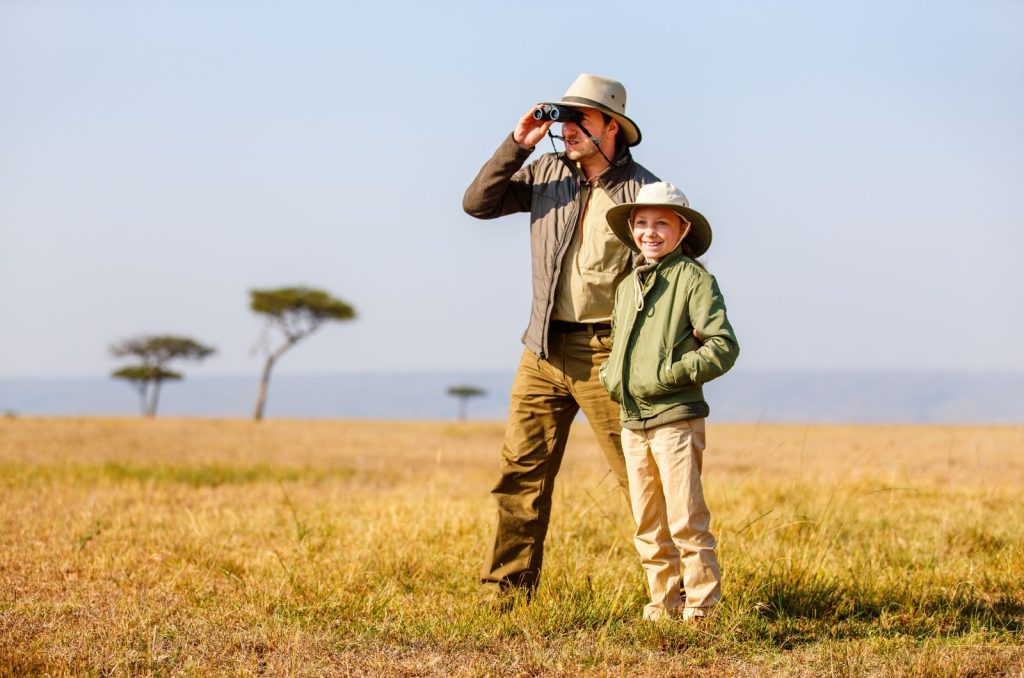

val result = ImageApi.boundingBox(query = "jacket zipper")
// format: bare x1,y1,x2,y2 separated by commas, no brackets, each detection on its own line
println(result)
539,159,585,359
623,269,657,419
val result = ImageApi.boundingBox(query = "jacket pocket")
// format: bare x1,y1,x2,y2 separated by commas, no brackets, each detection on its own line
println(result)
672,328,698,361
629,349,672,400
656,327,698,391
598,360,623,404
632,353,692,399
659,357,695,391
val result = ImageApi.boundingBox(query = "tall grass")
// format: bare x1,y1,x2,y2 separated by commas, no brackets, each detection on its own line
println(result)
1,418,1021,675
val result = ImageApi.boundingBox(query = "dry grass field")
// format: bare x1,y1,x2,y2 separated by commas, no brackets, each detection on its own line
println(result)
1,417,1022,676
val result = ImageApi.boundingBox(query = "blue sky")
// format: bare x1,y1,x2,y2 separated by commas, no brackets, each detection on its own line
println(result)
1,0,1022,377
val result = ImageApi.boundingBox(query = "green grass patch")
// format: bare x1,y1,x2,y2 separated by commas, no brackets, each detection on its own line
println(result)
0,461,354,487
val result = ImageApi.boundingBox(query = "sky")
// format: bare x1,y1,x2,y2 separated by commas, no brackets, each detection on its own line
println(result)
1,0,1022,378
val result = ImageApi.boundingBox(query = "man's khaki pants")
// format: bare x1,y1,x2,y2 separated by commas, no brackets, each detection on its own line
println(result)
481,329,629,594
622,418,721,620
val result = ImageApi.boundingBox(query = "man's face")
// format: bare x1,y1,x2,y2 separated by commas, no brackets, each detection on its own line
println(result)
561,108,617,162
631,207,689,261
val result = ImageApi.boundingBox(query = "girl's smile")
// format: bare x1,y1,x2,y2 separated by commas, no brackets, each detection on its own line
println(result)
631,207,691,261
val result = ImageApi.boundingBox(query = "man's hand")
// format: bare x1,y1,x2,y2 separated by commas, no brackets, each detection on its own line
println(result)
693,329,705,346
513,105,554,149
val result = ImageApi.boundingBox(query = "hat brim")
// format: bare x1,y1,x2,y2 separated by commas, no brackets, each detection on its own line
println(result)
606,202,712,258
547,96,642,147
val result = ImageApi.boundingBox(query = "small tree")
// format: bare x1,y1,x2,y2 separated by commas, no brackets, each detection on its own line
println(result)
110,335,215,417
447,385,486,422
249,286,355,421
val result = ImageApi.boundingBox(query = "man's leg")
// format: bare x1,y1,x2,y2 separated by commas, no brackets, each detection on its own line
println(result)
563,331,630,499
481,348,579,595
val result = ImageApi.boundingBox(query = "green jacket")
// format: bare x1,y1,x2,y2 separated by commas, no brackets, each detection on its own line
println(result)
599,248,739,428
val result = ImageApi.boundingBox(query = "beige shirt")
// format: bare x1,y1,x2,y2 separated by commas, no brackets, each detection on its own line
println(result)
551,181,633,323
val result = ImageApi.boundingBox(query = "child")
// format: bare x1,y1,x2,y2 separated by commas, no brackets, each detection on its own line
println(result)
599,182,739,621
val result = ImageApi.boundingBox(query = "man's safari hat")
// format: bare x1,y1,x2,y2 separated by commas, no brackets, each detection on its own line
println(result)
547,73,642,147
606,182,713,257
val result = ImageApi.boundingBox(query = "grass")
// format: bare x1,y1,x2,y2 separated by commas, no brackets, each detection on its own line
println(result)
1,417,1022,676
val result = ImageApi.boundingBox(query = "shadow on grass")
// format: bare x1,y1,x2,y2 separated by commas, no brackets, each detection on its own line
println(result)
752,572,1024,648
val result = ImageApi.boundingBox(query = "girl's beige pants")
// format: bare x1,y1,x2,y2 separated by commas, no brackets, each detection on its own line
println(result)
622,417,721,620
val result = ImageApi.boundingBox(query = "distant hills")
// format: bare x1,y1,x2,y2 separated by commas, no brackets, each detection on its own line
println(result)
1,370,1021,424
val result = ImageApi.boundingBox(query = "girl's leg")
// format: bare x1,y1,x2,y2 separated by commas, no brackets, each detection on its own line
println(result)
622,427,682,620
648,418,721,616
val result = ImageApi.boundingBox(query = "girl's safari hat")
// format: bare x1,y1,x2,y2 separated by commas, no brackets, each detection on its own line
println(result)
546,73,642,147
606,182,713,257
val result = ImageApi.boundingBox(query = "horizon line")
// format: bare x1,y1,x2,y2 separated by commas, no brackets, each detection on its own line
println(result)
3,368,1024,380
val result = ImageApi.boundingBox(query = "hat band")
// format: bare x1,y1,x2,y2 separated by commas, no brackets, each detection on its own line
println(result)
561,96,621,115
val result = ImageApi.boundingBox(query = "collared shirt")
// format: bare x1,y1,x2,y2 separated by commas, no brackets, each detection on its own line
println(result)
551,179,633,323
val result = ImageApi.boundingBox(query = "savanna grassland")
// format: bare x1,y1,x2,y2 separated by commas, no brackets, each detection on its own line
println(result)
1,417,1022,676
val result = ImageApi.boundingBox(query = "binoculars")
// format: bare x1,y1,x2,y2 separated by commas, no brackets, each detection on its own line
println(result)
533,104,583,124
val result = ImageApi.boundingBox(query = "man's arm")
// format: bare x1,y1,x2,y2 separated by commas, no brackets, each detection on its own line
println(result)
462,107,553,219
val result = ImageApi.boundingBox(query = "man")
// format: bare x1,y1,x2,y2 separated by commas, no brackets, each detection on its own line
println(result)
463,73,659,601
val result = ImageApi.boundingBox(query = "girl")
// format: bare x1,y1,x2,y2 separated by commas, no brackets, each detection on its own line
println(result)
599,182,739,621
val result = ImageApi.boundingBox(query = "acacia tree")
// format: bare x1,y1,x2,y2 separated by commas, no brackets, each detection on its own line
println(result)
447,385,486,422
110,335,215,417
249,286,355,421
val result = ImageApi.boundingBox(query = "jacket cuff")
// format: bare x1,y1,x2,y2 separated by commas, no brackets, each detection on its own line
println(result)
504,132,537,160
